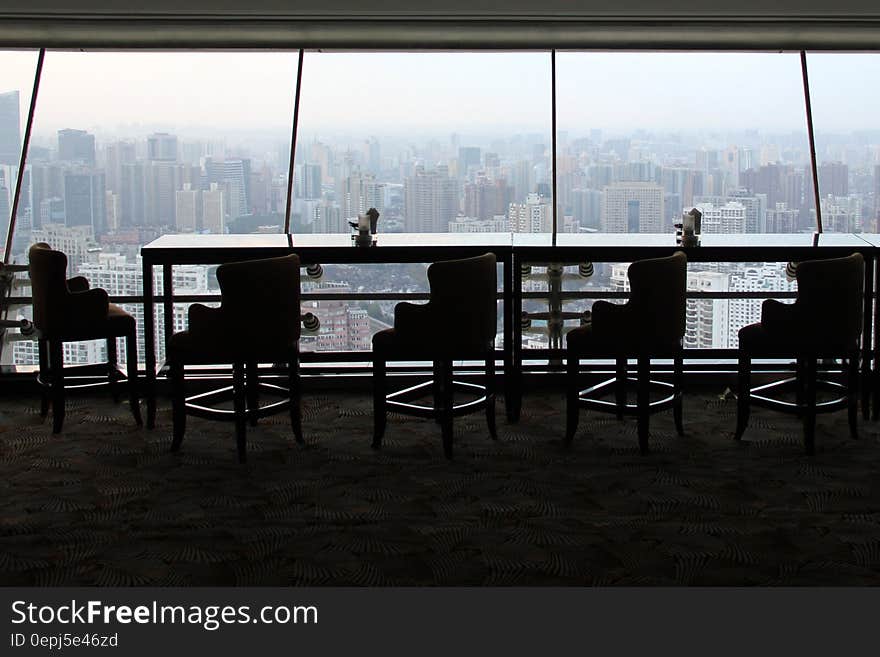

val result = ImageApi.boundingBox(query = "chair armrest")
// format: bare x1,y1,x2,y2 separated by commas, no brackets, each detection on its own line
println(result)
394,302,434,338
67,288,109,323
187,303,223,336
66,276,90,292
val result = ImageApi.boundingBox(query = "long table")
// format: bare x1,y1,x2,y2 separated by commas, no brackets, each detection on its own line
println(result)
140,233,514,428
141,231,876,429
509,232,877,421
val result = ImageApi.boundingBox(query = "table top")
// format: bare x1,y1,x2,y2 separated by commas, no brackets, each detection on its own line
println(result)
141,231,875,265
141,232,514,264
514,232,874,261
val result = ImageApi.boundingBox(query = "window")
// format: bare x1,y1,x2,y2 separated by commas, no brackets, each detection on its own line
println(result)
10,51,299,367
805,52,880,233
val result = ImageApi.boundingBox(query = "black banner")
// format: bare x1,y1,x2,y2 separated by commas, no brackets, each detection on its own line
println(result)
0,588,876,655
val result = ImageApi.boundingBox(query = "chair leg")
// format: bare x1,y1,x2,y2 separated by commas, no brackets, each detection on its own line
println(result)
170,361,185,452
565,351,579,446
432,360,443,425
440,359,454,459
795,357,805,409
673,350,684,437
289,350,304,445
636,355,650,454
246,360,259,427
233,361,247,463
803,357,817,456
49,340,65,434
372,354,386,450
106,337,119,403
38,339,49,419
848,354,859,440
734,352,751,441
485,353,497,440
615,357,626,420
125,331,142,427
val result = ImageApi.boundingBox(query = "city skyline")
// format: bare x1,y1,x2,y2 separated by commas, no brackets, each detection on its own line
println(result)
2,51,880,134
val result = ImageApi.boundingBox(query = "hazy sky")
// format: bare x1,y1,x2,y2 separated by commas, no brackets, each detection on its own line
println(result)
1,50,879,139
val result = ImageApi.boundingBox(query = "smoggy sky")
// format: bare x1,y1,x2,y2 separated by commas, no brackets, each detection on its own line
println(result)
1,50,879,139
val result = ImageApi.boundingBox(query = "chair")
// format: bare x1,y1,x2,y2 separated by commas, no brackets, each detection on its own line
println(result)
372,253,498,459
168,254,303,463
734,253,864,455
565,251,687,453
28,242,142,433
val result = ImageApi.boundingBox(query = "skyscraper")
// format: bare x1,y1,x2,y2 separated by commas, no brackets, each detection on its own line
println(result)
600,182,665,233
147,132,179,162
58,129,96,166
0,90,21,165
508,193,551,233
63,170,106,234
403,166,458,233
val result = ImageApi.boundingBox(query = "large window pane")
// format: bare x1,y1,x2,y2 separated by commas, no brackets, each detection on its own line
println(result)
806,52,880,233
547,52,810,351
294,52,551,351
10,51,299,367
0,50,39,257
0,50,39,369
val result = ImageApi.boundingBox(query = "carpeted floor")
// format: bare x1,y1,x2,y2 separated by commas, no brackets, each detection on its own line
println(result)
2,384,880,586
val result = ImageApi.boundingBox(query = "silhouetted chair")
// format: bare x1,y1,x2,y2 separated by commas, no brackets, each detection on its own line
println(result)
372,253,498,459
168,254,303,463
28,242,142,433
735,253,864,455
566,251,687,453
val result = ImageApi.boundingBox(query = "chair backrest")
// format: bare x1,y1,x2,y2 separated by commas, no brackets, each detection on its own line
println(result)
794,252,864,349
28,242,70,335
215,253,302,347
426,252,498,351
626,251,688,349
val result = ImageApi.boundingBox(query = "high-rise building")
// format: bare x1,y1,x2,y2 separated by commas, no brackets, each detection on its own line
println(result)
448,215,509,233
0,90,21,165
403,166,458,233
206,158,250,219
694,201,746,234
458,147,481,178
57,129,96,166
508,193,552,233
600,182,665,233
63,170,106,234
295,163,323,200
202,183,225,233
463,176,511,221
120,162,147,228
339,172,383,220
817,161,849,198
147,132,179,161
175,183,200,232
146,161,180,227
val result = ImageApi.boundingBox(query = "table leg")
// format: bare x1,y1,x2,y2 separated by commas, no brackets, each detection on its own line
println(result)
162,263,174,379
502,253,513,419
143,261,156,429
871,255,879,420
508,253,523,422
863,256,873,420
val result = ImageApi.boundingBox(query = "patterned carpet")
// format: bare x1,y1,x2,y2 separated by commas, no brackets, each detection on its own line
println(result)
2,382,880,586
